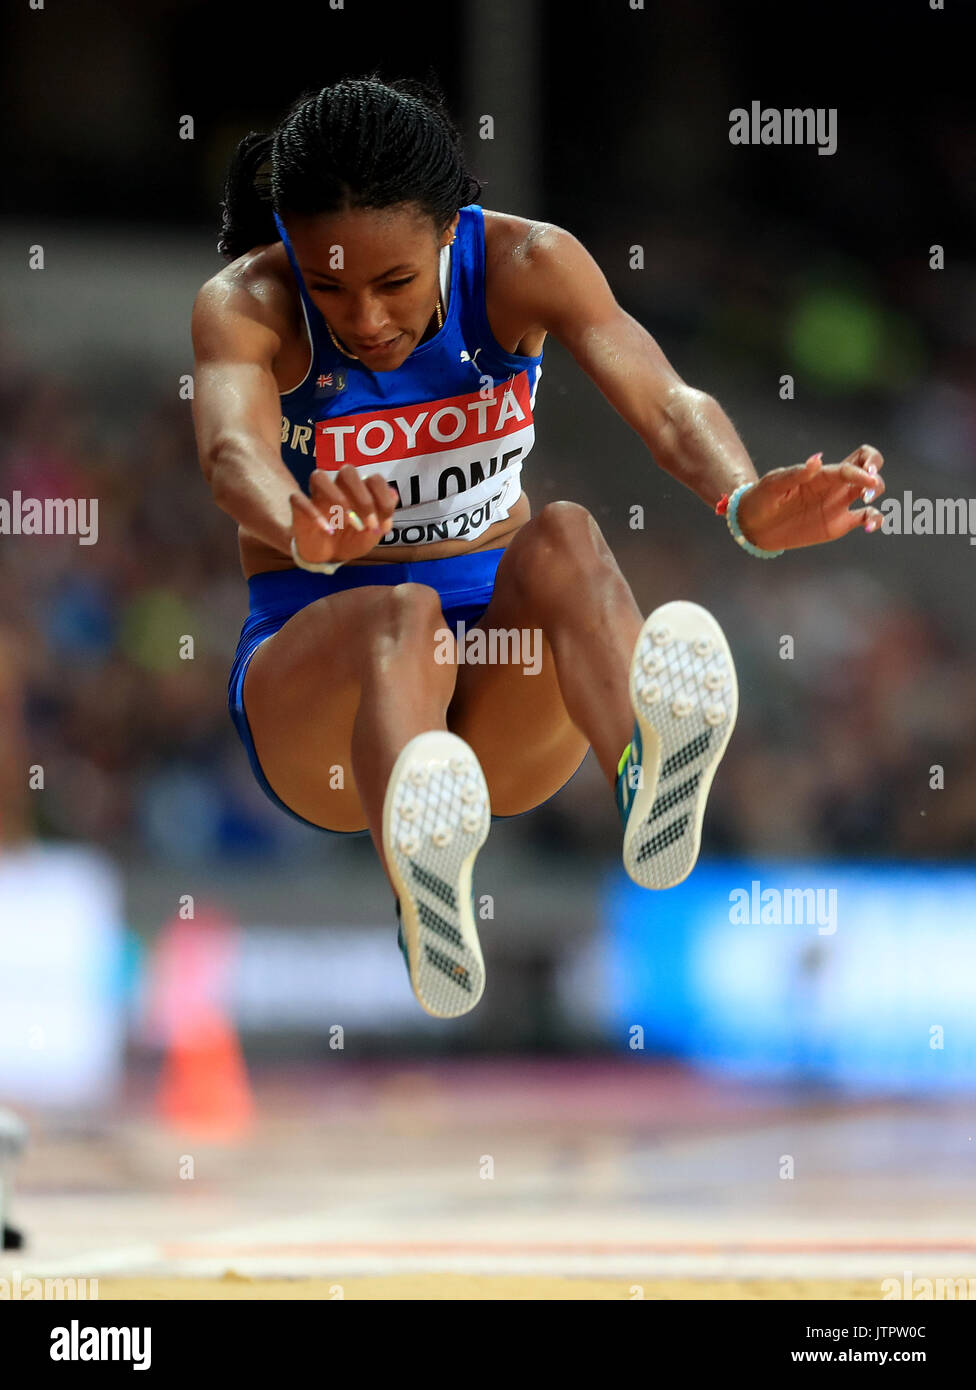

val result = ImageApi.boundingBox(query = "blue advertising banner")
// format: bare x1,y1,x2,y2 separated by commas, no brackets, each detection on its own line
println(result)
601,861,976,1092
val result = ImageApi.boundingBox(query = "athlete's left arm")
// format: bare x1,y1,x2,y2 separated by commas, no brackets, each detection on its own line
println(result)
516,223,886,551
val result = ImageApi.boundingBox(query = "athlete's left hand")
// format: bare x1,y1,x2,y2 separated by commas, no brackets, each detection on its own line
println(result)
736,445,886,551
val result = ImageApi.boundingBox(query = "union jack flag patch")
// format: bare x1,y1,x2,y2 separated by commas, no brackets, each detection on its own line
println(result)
314,369,347,399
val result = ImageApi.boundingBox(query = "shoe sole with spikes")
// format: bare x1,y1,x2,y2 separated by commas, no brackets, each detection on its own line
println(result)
383,730,491,1018
623,600,738,890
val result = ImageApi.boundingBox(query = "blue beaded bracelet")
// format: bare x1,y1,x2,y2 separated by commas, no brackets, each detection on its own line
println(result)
726,483,784,558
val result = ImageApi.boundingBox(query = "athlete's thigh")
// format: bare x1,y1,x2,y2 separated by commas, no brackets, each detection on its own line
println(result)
446,587,589,817
242,585,385,830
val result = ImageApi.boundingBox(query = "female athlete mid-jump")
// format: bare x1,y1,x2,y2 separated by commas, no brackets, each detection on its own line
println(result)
191,77,885,1019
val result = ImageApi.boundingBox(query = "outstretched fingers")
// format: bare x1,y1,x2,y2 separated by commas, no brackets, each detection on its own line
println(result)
843,443,885,475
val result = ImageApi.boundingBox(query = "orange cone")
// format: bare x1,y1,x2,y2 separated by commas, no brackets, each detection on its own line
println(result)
149,907,255,1141
156,1011,255,1141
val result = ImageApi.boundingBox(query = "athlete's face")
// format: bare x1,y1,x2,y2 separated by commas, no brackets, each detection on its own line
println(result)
287,203,458,370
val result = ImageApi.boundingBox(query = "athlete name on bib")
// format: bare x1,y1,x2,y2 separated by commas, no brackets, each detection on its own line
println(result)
314,371,534,546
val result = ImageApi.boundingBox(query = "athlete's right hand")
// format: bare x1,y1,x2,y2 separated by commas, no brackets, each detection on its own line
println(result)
289,465,398,565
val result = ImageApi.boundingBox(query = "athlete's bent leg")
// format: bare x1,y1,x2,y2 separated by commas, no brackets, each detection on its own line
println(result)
447,500,645,812
242,582,458,881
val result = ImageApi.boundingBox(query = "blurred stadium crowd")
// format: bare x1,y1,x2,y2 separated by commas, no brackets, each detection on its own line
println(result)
1,284,974,868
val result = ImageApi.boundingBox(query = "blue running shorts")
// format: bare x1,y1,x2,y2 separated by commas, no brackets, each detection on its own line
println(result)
228,546,571,835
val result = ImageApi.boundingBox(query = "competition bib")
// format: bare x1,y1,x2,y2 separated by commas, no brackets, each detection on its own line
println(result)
314,371,534,546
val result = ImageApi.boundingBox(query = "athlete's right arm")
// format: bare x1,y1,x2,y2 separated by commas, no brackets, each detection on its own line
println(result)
190,275,323,556
191,275,398,562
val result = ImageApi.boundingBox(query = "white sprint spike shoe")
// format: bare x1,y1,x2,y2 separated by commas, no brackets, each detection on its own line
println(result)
384,730,491,1018
616,601,738,890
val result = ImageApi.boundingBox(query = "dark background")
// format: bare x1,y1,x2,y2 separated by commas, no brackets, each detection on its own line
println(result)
7,1,973,251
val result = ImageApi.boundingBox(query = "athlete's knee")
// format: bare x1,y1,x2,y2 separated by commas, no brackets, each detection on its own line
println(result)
535,499,596,541
527,500,608,564
376,582,444,636
369,583,454,669
507,500,609,602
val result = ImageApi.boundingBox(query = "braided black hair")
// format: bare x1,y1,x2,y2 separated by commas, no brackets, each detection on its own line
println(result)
217,75,482,261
